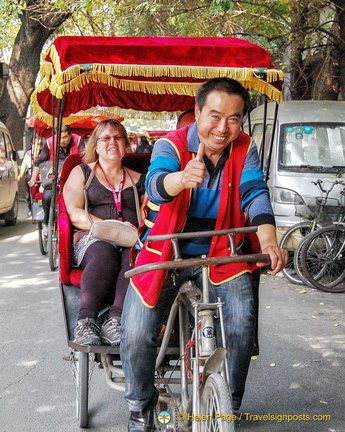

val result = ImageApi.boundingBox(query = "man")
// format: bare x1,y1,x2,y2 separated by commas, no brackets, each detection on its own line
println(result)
28,125,85,228
121,78,287,431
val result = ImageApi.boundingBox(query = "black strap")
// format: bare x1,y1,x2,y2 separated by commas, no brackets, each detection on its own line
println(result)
82,162,141,226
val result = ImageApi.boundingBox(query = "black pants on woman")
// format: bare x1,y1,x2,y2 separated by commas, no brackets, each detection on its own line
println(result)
78,240,131,320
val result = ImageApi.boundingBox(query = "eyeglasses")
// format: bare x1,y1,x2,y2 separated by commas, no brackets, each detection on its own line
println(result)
97,135,124,144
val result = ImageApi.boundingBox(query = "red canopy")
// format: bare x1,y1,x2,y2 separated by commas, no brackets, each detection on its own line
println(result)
145,130,170,140
31,36,284,124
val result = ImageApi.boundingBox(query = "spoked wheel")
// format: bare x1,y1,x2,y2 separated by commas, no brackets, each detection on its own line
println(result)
300,225,345,293
48,205,58,271
70,351,90,428
200,373,235,432
279,222,314,284
38,222,48,255
293,239,314,287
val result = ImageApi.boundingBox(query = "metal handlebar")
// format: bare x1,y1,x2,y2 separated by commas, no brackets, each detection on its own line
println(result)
312,179,345,195
125,227,270,279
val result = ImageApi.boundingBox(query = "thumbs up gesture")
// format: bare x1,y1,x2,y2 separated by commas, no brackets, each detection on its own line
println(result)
180,142,206,190
195,142,205,162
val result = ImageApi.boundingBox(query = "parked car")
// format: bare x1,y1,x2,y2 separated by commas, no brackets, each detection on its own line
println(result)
244,100,345,241
0,120,20,226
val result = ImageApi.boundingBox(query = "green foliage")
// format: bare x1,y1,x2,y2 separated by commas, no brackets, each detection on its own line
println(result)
0,0,342,96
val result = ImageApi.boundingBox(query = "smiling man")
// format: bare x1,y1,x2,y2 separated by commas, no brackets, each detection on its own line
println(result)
121,78,287,432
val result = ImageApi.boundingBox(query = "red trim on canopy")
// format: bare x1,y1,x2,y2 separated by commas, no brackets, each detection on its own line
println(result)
27,114,124,138
31,36,284,124
146,131,170,140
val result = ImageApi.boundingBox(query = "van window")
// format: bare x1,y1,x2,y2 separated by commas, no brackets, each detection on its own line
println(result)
3,132,13,154
252,123,273,173
0,132,6,159
279,123,345,172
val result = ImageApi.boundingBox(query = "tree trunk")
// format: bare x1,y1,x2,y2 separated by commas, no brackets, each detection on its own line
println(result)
333,1,345,99
289,2,310,99
0,4,71,150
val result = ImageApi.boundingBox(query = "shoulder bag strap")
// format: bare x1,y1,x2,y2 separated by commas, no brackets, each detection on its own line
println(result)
83,163,97,227
123,167,142,225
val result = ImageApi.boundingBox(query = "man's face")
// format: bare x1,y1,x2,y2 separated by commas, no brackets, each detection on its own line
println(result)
195,90,244,157
60,132,72,148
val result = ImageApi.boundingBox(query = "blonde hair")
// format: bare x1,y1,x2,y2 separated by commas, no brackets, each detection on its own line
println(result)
83,119,130,163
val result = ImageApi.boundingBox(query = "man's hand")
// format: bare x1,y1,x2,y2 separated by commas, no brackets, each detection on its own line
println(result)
28,166,39,188
256,245,288,275
256,224,288,275
180,143,206,189
163,143,206,195
195,142,205,162
27,178,36,187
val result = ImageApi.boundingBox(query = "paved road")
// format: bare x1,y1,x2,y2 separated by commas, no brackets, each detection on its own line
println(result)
0,201,344,431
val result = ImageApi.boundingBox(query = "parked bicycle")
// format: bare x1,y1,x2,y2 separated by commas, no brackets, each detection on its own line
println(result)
298,186,345,293
279,179,345,287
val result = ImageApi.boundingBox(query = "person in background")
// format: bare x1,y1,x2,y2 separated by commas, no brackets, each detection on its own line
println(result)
18,137,43,216
121,77,287,431
135,135,152,154
129,137,137,153
28,125,85,230
63,119,146,346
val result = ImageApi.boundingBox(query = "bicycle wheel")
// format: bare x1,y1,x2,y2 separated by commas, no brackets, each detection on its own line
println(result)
300,225,345,293
293,237,315,287
279,222,314,284
48,205,59,271
38,222,48,255
200,373,235,432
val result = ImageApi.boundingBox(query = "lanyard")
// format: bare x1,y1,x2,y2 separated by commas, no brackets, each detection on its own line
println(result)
98,163,125,221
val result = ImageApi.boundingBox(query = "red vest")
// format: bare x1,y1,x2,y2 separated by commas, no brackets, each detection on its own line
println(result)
47,133,81,161
131,128,259,307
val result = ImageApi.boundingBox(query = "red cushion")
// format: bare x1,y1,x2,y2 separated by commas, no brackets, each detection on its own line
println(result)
59,153,84,192
58,193,75,285
58,152,151,287
30,185,42,200
58,154,84,285
70,269,83,287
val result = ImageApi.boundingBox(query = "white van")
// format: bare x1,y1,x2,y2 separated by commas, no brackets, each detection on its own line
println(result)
0,120,19,226
245,101,345,240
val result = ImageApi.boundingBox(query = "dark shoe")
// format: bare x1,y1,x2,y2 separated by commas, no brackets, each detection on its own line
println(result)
74,318,101,346
234,410,245,425
128,388,159,431
101,317,121,346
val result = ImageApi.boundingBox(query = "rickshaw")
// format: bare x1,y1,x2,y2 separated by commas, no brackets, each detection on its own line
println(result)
30,35,284,430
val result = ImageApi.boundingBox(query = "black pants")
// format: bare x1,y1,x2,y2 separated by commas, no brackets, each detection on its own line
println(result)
78,241,131,320
42,189,52,225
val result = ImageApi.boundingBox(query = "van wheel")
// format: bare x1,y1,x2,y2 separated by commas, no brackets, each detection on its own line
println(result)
4,194,18,226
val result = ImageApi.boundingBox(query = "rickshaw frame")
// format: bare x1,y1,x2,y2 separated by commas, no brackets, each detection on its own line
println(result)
31,35,284,430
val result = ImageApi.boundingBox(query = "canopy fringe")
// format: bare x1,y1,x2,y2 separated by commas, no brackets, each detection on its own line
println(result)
32,106,177,127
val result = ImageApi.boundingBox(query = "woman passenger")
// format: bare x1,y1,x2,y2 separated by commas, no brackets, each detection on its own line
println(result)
63,119,145,346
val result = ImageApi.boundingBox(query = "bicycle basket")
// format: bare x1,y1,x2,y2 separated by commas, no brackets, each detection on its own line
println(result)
315,197,342,222
294,195,317,220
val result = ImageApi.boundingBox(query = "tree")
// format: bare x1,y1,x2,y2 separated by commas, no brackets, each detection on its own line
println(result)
0,1,72,148
1,0,345,150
